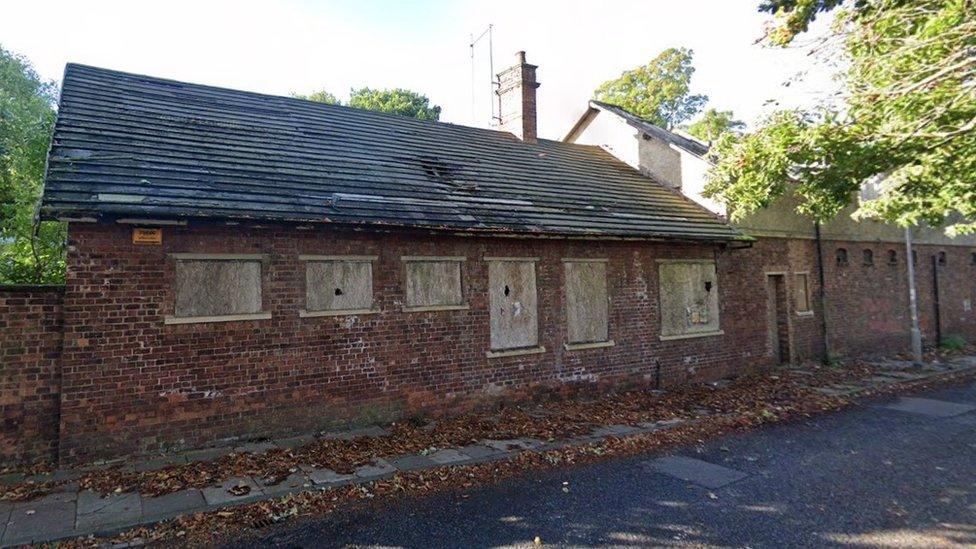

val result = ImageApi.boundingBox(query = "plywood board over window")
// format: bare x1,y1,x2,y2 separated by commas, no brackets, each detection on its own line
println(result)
401,256,467,312
658,259,722,340
301,255,378,317
486,257,543,356
166,253,270,324
563,259,613,349
794,272,813,315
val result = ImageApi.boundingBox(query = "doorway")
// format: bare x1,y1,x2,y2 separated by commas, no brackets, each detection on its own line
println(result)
766,274,791,364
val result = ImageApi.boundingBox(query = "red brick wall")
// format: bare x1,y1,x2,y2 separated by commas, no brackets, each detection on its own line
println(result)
821,240,976,356
44,224,976,464
0,286,63,467
57,223,790,463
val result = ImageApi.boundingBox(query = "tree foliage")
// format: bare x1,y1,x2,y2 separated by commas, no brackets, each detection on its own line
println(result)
705,0,976,235
293,87,441,121
594,47,708,129
685,108,746,143
291,89,340,105
0,46,65,283
758,0,851,45
347,87,441,120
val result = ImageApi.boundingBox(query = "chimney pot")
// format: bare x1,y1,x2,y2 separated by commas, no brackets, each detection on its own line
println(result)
496,50,539,143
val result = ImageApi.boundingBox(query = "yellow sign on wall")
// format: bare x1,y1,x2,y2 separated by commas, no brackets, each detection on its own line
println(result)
132,228,162,245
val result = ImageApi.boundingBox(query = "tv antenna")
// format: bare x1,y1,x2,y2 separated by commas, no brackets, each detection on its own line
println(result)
469,24,500,126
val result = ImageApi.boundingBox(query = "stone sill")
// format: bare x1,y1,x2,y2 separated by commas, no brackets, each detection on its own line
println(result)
564,340,615,351
402,304,470,313
299,308,380,318
164,312,272,325
796,311,815,317
486,346,547,359
659,330,725,342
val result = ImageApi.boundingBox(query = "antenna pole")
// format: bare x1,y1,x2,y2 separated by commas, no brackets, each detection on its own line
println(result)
488,24,495,125
469,23,498,127
469,32,476,123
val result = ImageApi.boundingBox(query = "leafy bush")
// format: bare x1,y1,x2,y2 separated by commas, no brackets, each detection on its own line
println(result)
940,334,967,352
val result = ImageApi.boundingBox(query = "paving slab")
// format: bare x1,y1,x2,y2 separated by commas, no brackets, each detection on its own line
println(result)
256,472,312,496
644,455,747,489
132,455,187,473
483,438,543,452
458,444,505,461
390,454,436,471
591,425,640,437
76,490,142,532
323,426,389,440
201,477,263,507
234,441,278,454
638,418,688,431
304,467,356,487
3,492,77,545
881,397,976,417
183,447,230,463
274,434,315,449
874,370,923,380
427,448,471,465
0,500,11,542
141,489,206,522
355,459,396,480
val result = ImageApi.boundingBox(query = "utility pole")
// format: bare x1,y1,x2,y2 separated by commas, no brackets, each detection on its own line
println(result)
904,226,923,365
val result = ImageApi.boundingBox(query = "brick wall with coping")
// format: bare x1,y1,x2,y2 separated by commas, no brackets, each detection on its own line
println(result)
0,285,64,466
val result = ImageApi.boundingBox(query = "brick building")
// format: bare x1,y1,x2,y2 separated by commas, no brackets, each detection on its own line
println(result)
2,53,974,466
565,99,976,362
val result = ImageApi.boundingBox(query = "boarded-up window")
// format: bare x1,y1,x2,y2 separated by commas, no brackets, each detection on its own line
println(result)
658,260,720,338
795,273,811,313
303,256,375,314
487,259,539,350
402,257,465,310
173,257,263,318
564,260,609,344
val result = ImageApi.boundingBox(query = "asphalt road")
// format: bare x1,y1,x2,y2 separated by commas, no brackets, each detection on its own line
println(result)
235,381,976,548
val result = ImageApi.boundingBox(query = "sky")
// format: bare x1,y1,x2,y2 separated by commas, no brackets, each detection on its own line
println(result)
1,0,837,140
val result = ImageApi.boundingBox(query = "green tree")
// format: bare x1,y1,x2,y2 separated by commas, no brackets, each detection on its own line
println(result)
685,108,745,143
0,46,65,283
347,87,441,120
594,47,708,130
705,0,976,235
292,89,340,105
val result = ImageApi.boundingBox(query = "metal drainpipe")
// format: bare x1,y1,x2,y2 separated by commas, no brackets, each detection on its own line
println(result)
932,254,942,346
814,222,831,363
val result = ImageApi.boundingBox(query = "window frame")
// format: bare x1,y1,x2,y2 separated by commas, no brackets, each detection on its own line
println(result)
562,258,614,350
794,271,813,316
656,259,724,341
862,249,874,266
400,255,469,312
299,254,379,317
164,253,271,325
484,256,545,357
836,248,849,266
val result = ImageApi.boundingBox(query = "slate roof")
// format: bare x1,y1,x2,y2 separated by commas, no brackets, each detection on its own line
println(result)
41,64,741,241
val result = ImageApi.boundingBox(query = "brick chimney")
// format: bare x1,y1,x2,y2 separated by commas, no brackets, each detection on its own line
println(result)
496,51,539,143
